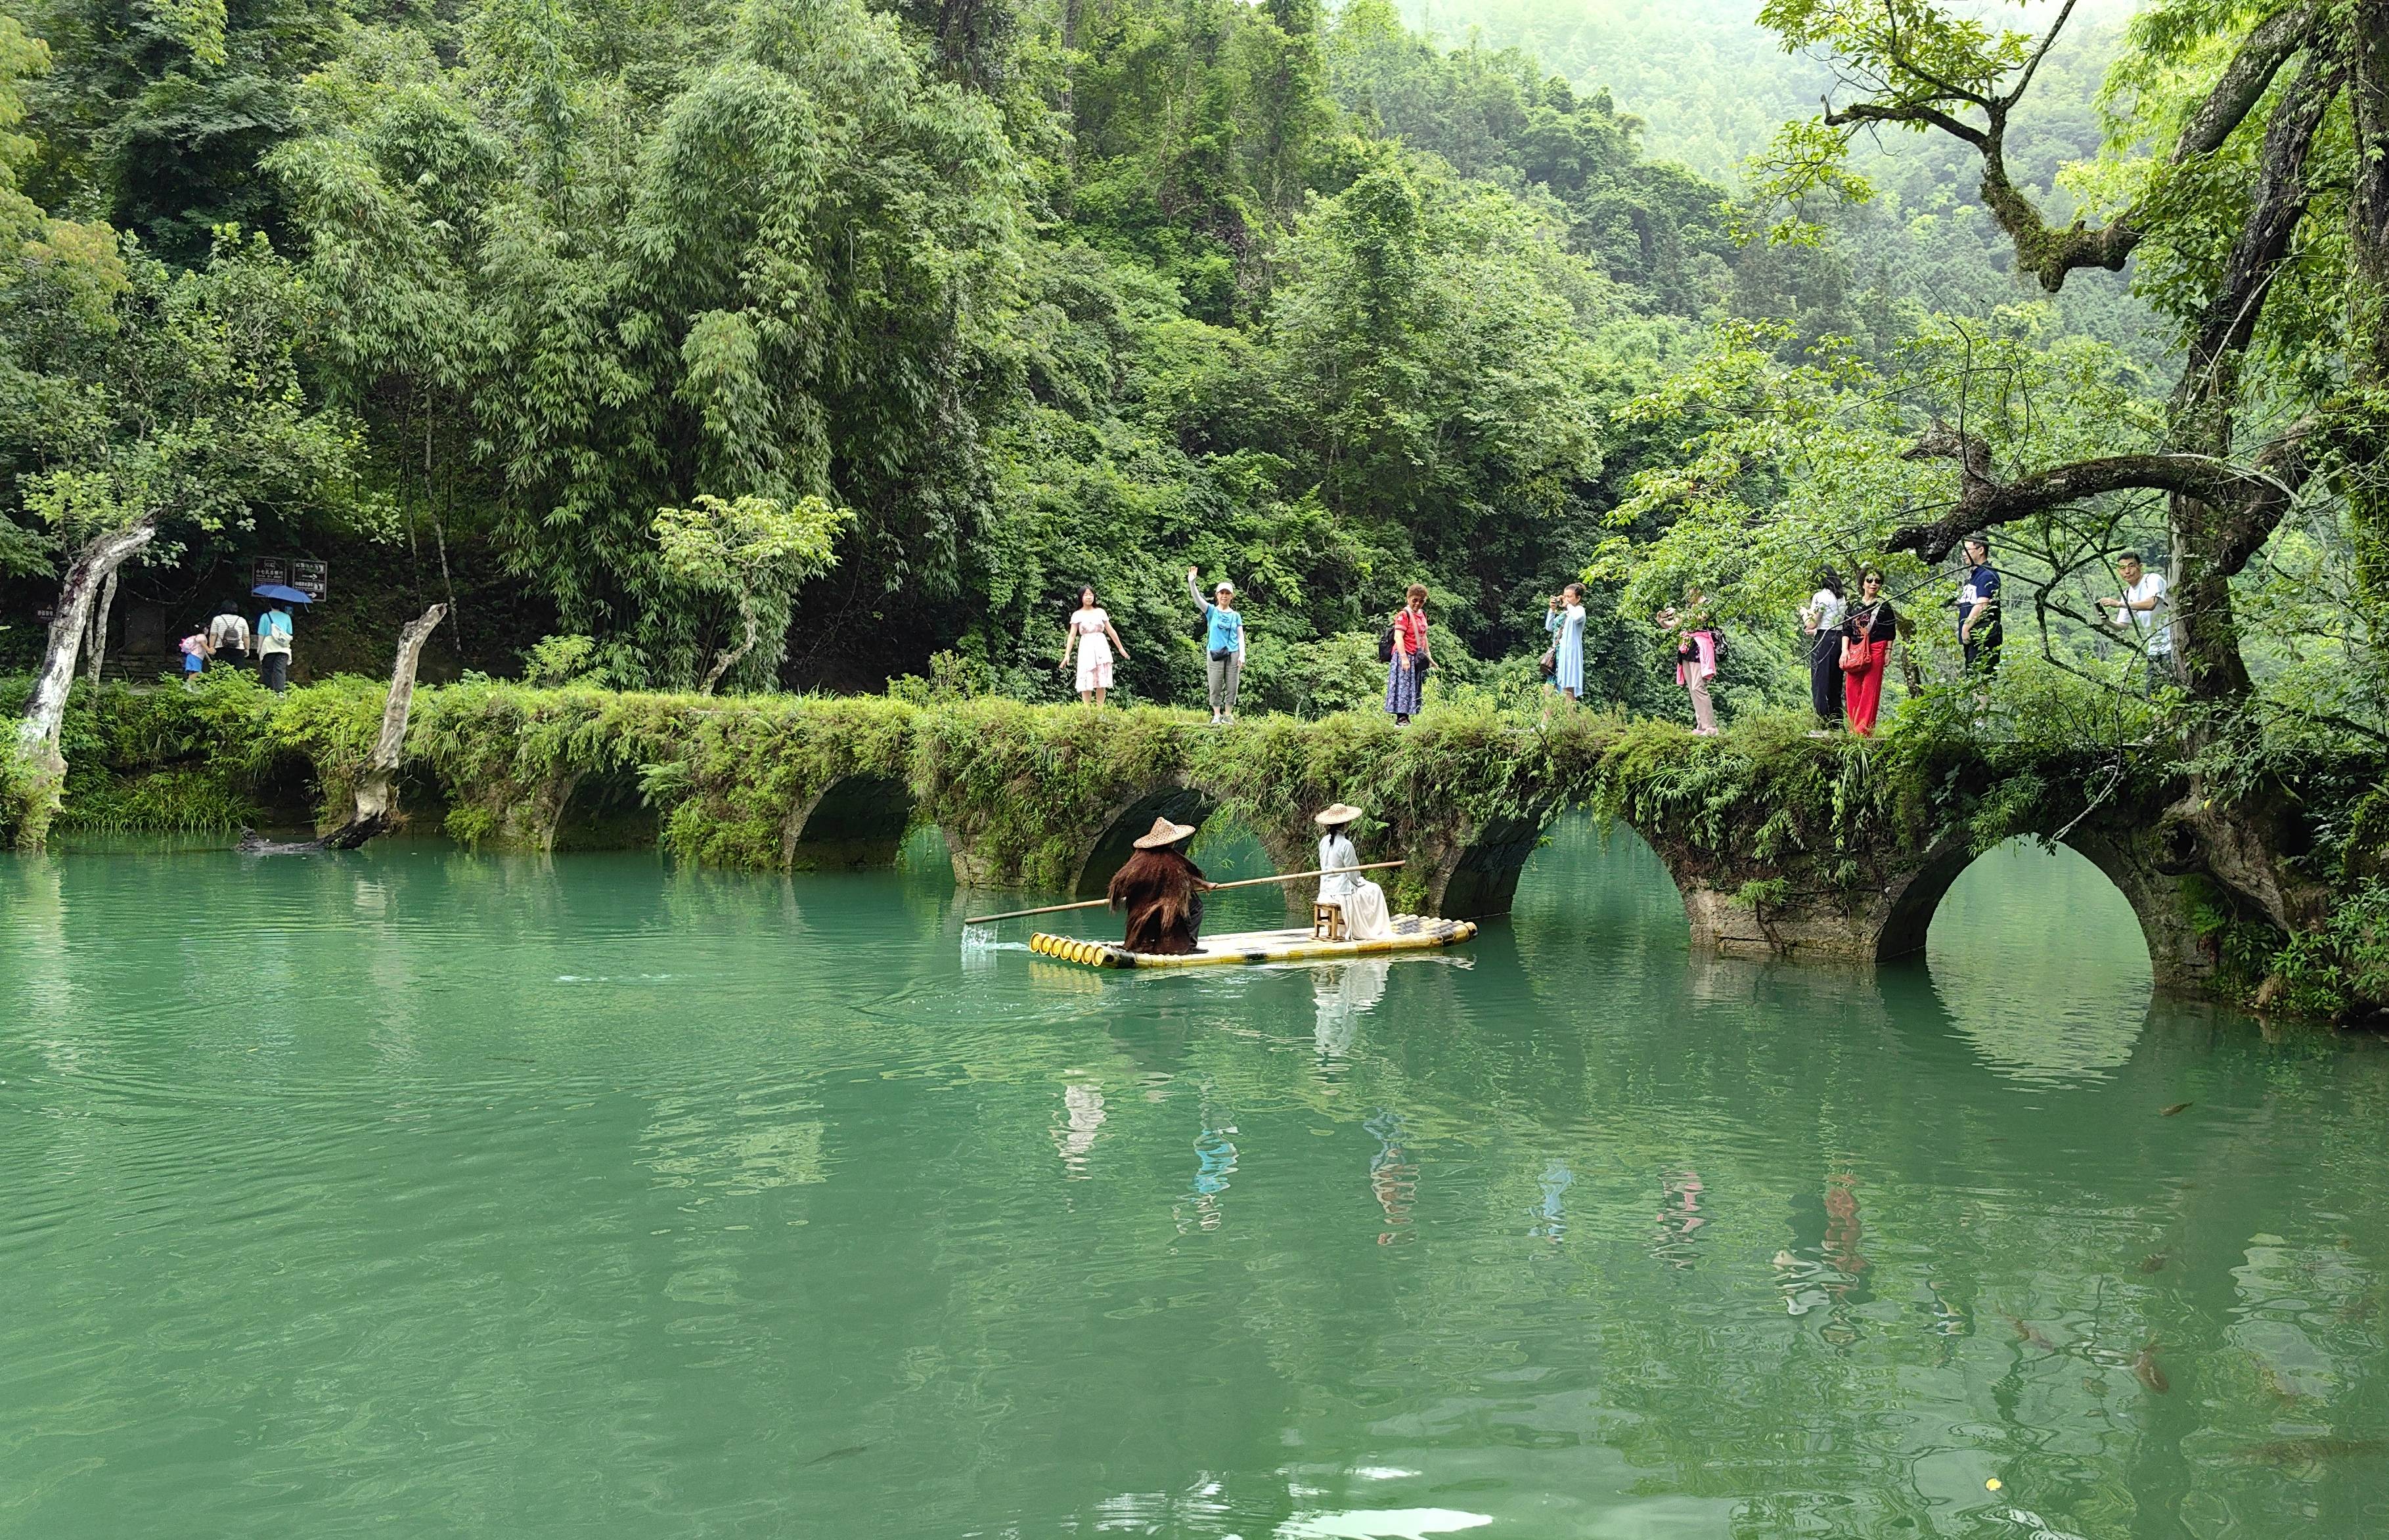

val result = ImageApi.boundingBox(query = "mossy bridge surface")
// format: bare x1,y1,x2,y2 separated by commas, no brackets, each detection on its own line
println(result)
26,677,2276,993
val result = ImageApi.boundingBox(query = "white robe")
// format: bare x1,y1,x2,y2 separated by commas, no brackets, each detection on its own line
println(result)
1317,831,1392,939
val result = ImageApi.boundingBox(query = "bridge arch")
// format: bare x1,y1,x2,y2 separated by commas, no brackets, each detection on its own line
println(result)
1071,782,1220,896
782,773,914,869
1875,829,2212,988
1435,810,1558,919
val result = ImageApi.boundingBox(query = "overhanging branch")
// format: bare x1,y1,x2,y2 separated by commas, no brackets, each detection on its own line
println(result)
1887,445,2300,562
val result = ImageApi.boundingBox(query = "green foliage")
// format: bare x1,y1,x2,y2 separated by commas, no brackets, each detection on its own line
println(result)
0,221,367,579
652,493,850,693
2273,881,2389,1023
520,634,607,689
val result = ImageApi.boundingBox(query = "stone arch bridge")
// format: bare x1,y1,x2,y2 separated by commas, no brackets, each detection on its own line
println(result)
391,690,2260,993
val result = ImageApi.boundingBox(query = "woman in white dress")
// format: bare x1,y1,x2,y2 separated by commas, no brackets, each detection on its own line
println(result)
1314,803,1393,940
1060,586,1130,705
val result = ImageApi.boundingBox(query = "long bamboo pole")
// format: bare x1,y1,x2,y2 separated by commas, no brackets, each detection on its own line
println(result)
962,862,1406,927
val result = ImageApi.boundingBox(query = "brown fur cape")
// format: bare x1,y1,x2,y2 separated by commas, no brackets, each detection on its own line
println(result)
1107,847,1207,954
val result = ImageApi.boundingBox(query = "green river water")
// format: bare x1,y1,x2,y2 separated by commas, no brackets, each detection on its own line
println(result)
4,819,2387,1539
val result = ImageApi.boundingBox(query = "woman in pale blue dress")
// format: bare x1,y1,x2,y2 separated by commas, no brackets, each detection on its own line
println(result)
1544,583,1586,701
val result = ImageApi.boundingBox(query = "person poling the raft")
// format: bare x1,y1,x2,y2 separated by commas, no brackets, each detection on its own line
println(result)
1314,804,1393,940
1107,816,1213,955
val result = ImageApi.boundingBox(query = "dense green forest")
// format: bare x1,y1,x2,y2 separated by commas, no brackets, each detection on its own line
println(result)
0,0,2195,711
0,0,2376,730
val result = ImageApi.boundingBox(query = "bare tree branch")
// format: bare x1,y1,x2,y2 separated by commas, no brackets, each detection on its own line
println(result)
1886,448,2300,561
1824,97,1988,148
2002,0,2082,109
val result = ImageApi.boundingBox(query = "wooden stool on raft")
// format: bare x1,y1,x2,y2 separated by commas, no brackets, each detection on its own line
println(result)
1312,901,1347,941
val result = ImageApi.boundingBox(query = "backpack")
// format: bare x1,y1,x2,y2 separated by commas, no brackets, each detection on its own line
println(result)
1377,625,1395,663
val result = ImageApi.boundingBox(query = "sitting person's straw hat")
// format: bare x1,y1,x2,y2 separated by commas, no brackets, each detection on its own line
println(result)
1313,803,1364,827
1132,816,1199,849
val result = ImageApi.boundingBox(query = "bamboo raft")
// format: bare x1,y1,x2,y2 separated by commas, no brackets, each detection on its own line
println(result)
1029,915,1477,969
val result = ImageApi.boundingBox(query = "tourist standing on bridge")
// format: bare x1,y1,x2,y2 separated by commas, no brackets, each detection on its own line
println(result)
2099,550,2173,693
1800,569,1846,732
1545,583,1586,703
1841,568,1898,736
1061,586,1129,706
1657,590,1718,735
1956,533,2002,677
1386,585,1431,725
1186,567,1244,724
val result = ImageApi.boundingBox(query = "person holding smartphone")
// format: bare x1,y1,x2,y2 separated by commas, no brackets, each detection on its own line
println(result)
1544,583,1586,703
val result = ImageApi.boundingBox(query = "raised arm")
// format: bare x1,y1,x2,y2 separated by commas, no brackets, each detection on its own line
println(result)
1185,567,1209,614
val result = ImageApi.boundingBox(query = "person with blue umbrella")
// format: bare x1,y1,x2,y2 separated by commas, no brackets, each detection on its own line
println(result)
252,583,311,693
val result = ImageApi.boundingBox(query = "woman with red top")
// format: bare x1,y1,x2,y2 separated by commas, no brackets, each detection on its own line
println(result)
1385,584,1431,724
1840,568,1900,737
1655,589,1720,736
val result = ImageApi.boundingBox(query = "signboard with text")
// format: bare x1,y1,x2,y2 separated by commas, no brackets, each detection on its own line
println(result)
248,556,329,600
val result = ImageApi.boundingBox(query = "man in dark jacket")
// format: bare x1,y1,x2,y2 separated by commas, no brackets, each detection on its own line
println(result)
1108,816,1210,954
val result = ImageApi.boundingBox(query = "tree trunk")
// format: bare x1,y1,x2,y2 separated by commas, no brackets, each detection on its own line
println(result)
84,569,116,687
2349,0,2389,619
318,604,447,849
9,518,158,847
700,608,759,696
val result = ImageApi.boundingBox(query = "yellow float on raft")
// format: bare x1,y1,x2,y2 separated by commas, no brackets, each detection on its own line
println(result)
1028,916,1477,969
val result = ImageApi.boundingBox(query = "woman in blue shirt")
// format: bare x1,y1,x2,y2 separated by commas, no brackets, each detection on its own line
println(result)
1185,567,1244,724
1544,583,1586,701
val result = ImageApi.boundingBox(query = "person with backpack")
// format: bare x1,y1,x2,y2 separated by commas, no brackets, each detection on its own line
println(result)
1185,567,1244,724
206,604,252,673
1385,584,1431,725
178,629,210,689
256,602,295,693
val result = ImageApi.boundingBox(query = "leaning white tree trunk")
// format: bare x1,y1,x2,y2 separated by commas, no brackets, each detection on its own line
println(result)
84,569,117,686
320,603,447,848
11,518,157,847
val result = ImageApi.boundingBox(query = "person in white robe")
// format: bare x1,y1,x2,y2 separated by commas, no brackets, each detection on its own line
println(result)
1314,803,1392,939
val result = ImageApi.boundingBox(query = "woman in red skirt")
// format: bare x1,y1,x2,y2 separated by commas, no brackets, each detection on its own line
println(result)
1841,568,1899,737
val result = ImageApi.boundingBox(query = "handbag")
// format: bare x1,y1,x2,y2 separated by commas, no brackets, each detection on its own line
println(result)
1209,647,1235,663
1839,635,1870,673
1538,649,1557,676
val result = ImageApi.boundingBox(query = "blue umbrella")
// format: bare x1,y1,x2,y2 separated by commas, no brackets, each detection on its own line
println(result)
252,583,313,605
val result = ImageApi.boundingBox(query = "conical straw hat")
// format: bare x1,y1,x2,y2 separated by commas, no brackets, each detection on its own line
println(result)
1314,803,1364,826
1132,816,1198,849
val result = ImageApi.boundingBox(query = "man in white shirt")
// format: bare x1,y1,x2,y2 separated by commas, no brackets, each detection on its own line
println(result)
2100,551,2172,693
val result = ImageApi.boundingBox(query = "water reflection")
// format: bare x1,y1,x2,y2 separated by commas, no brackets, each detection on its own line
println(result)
3,831,2388,1540
1364,1111,1416,1243
1925,839,2153,1084
1312,959,1389,1062
1052,1080,1107,1177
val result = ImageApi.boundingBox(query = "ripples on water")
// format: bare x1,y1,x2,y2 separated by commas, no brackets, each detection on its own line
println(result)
3,822,2387,1539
